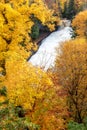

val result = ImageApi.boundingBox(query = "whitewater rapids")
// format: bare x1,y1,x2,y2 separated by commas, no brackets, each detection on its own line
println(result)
29,26,73,70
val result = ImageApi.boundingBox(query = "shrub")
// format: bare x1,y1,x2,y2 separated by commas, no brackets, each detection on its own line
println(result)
68,118,87,130
31,24,39,39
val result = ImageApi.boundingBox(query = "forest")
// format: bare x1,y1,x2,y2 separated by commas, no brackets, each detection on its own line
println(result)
0,0,87,130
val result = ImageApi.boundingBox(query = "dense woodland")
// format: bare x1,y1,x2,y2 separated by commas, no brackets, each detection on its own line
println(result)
0,0,87,130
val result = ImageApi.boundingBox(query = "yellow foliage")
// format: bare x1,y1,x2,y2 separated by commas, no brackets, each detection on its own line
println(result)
60,0,67,10
0,36,7,52
72,10,87,38
0,1,60,128
55,38,87,122
4,51,52,110
0,0,59,86
75,0,86,8
0,0,59,67
26,70,68,130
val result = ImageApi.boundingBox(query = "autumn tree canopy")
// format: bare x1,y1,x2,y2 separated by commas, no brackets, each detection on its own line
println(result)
0,0,57,110
0,0,59,85
55,38,87,123
27,70,68,130
72,10,87,38
0,1,61,129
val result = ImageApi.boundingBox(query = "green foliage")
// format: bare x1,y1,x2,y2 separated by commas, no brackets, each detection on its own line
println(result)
68,0,76,19
71,27,77,38
31,23,40,39
0,87,40,130
68,118,87,130
62,2,68,18
0,86,7,96
63,0,76,19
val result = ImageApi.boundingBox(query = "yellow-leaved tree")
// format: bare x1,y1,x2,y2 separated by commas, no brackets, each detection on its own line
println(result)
0,0,60,93
4,51,52,110
27,70,68,130
0,0,59,73
72,10,87,38
0,0,60,127
55,38,87,123
0,1,61,129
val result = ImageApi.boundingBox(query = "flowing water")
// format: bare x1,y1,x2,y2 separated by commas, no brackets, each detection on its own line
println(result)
29,21,73,70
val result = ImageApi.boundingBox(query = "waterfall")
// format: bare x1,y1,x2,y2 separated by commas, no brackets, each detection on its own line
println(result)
28,21,73,70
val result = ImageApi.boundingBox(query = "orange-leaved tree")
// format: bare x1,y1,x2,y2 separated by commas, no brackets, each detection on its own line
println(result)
55,38,87,123
72,10,87,38
25,70,68,130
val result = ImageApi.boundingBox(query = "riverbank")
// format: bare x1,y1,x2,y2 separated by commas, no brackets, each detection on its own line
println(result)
34,19,71,45
27,19,71,61
29,26,73,70
33,32,50,45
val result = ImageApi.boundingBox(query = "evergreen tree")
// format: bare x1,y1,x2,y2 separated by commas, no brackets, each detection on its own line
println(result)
67,0,76,19
57,0,62,18
31,23,39,39
62,2,68,18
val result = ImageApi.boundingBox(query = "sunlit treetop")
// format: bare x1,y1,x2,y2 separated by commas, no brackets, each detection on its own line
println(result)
4,51,52,110
72,10,87,38
0,0,59,75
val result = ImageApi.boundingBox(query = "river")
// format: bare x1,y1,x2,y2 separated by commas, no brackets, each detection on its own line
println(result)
28,21,73,70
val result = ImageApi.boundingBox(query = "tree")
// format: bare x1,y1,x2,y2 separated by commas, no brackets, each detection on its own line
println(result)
72,10,87,38
31,23,39,39
66,0,76,19
62,1,68,18
0,1,60,128
4,51,52,110
75,0,87,11
0,50,54,129
45,0,68,18
25,70,68,130
0,86,40,130
68,118,87,130
55,38,87,123
0,0,59,71
0,0,59,102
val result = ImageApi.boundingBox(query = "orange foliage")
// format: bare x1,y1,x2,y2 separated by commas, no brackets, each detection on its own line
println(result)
3,51,52,110
55,38,87,122
72,10,87,38
25,71,68,130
